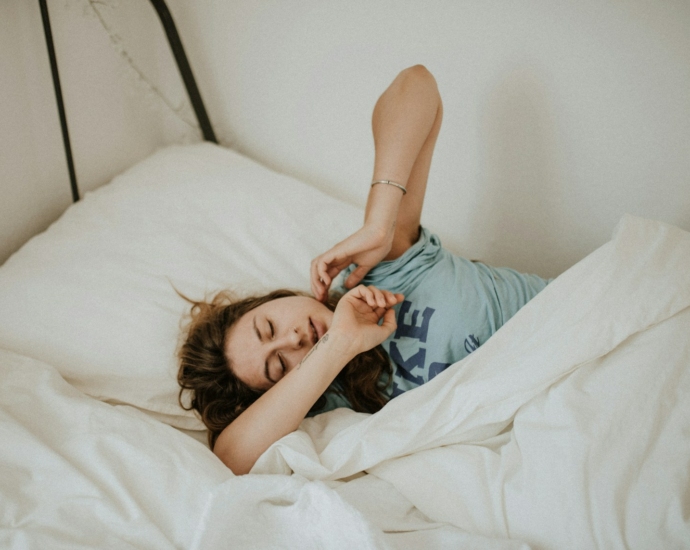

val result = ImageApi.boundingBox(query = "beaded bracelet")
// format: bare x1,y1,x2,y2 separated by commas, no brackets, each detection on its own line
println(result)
370,180,407,195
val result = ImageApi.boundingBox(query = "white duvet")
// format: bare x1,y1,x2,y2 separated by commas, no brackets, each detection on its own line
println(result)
251,214,690,549
1,144,688,549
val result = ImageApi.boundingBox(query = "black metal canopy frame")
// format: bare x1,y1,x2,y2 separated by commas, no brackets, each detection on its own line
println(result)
38,0,218,203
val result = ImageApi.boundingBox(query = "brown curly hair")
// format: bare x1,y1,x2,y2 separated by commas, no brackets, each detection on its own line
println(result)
177,289,392,449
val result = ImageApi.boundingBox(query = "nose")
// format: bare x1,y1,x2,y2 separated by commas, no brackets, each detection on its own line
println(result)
275,327,304,350
271,328,307,369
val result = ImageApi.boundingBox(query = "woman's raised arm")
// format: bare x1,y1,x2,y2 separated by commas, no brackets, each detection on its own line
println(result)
311,65,443,301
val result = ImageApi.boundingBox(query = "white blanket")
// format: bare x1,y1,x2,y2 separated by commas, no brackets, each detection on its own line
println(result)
251,214,690,548
2,214,689,549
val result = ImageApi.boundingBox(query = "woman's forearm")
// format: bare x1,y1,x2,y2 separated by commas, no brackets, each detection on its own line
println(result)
370,65,441,192
213,331,355,475
365,65,443,257
309,66,442,298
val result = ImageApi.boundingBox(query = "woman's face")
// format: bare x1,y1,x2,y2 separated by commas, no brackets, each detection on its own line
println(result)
225,296,333,391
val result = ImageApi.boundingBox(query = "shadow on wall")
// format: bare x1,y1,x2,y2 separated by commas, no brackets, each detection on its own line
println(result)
474,67,564,278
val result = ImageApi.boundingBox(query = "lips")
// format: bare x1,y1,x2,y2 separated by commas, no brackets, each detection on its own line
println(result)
309,318,321,344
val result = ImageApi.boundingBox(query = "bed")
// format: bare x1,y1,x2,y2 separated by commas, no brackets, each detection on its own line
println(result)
2,141,689,549
2,4,689,550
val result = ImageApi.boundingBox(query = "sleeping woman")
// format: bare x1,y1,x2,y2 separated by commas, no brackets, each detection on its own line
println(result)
177,65,550,475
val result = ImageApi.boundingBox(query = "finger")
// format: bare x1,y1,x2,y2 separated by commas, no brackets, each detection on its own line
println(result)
362,286,378,308
346,284,365,301
316,261,332,289
370,286,387,308
325,262,350,286
319,250,350,274
344,265,371,289
316,261,336,300
373,306,387,320
366,286,385,309
326,266,343,279
312,260,342,302
310,259,326,301
350,285,378,310
324,259,357,291
379,307,398,336
376,289,401,306
310,269,322,301
381,290,398,307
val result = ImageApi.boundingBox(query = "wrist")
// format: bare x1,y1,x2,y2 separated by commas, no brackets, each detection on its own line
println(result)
364,180,402,235
322,329,361,362
360,222,392,248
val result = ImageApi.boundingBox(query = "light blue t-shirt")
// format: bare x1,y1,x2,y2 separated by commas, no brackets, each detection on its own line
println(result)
310,227,550,414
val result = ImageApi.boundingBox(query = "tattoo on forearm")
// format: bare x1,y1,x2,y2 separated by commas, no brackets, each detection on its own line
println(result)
297,334,329,370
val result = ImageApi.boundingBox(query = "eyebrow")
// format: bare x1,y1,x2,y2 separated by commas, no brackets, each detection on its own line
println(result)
253,315,276,385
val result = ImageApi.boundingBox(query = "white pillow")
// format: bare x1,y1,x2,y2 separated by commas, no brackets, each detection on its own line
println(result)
0,144,362,429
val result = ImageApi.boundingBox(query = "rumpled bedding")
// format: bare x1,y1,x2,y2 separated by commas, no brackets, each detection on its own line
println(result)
1,144,688,548
248,214,690,548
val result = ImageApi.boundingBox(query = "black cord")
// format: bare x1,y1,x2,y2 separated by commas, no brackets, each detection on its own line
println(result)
149,0,218,144
39,0,80,202
38,0,217,204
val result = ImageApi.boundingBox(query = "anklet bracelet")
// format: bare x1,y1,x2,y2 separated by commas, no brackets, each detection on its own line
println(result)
371,180,407,195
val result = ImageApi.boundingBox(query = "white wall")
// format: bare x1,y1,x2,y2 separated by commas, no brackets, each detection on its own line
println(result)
0,0,197,265
167,0,690,278
1,1,70,265
3,0,689,278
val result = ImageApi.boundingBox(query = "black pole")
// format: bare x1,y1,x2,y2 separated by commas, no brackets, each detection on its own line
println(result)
38,0,80,202
149,0,218,143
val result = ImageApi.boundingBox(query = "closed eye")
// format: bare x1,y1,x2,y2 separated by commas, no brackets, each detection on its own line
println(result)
264,354,285,386
252,316,276,386
269,320,275,338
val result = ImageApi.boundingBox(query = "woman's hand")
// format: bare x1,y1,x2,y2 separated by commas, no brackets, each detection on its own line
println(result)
327,285,404,357
311,225,394,302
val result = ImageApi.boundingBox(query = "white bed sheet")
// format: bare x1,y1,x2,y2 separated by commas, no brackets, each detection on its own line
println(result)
1,143,688,549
